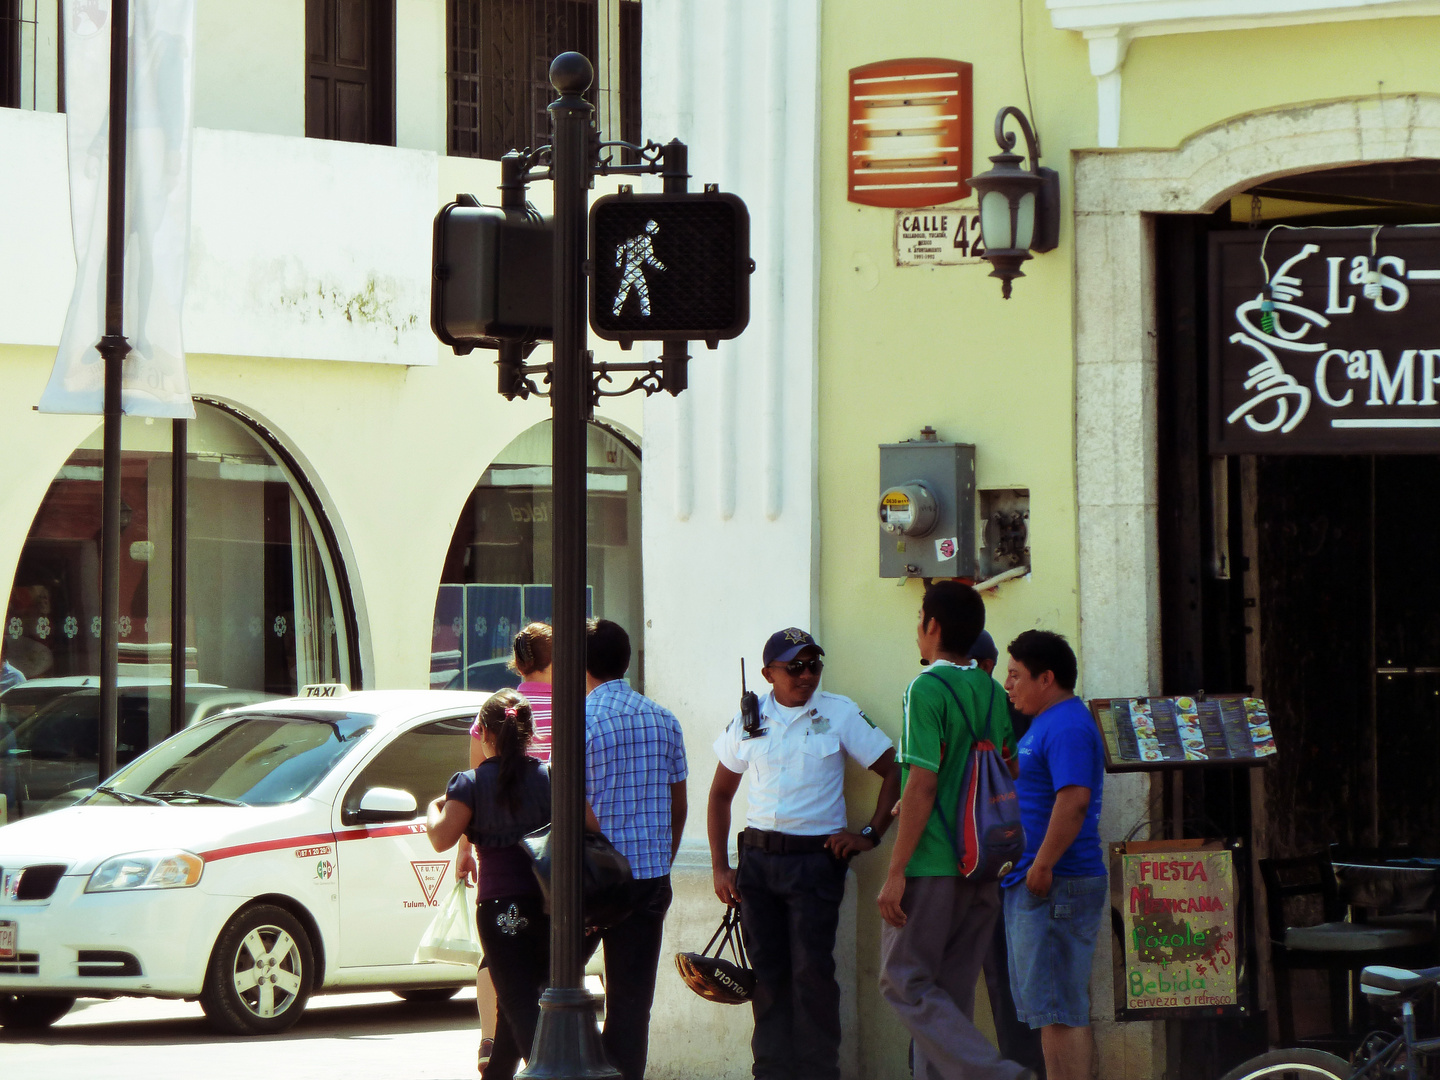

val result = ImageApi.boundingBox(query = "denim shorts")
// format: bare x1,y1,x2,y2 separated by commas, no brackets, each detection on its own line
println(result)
1003,873,1108,1029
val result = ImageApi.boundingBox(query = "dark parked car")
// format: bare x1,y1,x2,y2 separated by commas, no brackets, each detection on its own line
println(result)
0,679,273,821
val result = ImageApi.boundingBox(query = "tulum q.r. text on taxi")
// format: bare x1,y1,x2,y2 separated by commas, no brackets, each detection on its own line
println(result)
0,687,489,1035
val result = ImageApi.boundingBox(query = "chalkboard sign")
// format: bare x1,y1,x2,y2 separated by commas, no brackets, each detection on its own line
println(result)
1111,839,1250,1021
1090,695,1277,772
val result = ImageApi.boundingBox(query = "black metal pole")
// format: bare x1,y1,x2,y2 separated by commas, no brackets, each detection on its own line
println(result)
169,419,187,735
518,52,618,1080
659,139,690,395
98,0,132,783
497,151,528,401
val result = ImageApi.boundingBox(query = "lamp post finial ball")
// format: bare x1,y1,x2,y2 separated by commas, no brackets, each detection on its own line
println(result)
550,52,593,96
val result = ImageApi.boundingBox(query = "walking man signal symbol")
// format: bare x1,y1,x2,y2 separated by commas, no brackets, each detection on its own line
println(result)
613,219,665,316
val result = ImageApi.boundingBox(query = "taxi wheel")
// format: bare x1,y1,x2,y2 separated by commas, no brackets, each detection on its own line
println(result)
200,904,314,1035
0,994,74,1030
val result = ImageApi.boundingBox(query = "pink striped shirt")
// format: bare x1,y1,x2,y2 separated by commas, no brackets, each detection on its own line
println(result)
470,681,553,763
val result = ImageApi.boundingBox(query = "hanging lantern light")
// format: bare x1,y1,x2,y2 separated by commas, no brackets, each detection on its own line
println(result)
966,106,1060,298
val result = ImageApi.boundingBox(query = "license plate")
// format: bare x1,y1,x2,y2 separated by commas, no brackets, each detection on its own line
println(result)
0,921,15,960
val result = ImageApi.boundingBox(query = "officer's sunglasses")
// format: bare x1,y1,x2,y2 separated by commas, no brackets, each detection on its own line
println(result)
772,658,824,676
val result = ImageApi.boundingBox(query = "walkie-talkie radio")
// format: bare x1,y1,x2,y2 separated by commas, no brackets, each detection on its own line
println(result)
740,659,764,739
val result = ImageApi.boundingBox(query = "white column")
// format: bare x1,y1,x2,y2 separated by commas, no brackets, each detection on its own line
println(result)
1086,27,1131,148
639,1,829,1076
641,0,823,721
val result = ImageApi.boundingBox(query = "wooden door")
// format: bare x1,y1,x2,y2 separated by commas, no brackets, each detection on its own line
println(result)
306,0,394,145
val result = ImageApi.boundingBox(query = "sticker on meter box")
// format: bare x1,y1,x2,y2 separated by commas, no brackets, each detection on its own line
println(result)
882,492,910,509
935,537,958,561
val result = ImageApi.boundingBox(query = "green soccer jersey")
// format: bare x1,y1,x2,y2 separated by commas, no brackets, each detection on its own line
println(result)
898,660,1015,877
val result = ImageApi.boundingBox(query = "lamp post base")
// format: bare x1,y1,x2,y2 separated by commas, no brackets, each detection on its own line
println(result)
516,987,620,1080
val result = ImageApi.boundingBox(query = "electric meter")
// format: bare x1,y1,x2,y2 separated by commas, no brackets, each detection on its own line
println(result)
878,482,938,537
878,434,976,578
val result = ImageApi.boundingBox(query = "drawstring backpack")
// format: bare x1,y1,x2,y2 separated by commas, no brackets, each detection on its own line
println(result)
924,671,1026,882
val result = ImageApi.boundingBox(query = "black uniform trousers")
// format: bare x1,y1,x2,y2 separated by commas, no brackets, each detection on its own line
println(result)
737,848,849,1080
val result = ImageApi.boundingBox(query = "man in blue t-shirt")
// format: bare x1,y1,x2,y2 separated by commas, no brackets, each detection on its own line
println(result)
1002,630,1106,1080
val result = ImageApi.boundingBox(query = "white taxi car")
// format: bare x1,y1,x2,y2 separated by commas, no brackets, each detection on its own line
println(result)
0,688,492,1035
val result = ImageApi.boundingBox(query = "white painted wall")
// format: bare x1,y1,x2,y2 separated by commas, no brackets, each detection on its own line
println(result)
640,2,832,1077
193,0,303,137
396,0,447,152
0,110,436,365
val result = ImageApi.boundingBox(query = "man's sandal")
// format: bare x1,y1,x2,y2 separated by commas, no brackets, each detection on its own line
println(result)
478,1037,494,1075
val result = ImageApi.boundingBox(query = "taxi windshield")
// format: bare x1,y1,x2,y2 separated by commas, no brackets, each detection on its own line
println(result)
87,712,376,807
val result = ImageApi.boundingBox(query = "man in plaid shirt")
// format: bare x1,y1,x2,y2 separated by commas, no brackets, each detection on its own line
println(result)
585,619,689,1080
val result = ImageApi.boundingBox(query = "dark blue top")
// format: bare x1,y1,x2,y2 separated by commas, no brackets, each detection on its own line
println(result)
446,758,550,901
1002,695,1106,886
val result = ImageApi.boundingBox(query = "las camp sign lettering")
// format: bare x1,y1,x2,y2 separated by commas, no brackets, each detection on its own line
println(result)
1210,227,1440,453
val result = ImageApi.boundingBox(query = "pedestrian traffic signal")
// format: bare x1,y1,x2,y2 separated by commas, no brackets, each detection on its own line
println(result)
589,190,753,344
431,196,552,354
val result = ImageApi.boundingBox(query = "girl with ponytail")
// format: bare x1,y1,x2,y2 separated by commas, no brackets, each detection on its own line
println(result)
428,689,557,1080
457,624,555,1073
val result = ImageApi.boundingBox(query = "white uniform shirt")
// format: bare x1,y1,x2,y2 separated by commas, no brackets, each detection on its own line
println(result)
713,688,893,835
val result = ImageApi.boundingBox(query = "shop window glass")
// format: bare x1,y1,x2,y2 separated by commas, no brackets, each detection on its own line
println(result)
431,420,641,693
0,403,352,820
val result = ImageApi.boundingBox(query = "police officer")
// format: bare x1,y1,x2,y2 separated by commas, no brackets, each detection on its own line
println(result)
708,628,900,1080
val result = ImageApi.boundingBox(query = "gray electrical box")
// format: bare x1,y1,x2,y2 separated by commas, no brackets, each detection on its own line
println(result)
878,435,976,578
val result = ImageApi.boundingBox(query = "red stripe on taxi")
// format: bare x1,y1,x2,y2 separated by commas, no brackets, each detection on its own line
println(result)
200,832,337,862
200,823,427,862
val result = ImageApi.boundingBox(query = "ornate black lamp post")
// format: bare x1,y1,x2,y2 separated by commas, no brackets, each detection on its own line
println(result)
429,52,749,1080
967,106,1060,298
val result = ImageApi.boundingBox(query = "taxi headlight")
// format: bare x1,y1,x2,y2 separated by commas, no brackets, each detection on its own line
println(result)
86,850,204,893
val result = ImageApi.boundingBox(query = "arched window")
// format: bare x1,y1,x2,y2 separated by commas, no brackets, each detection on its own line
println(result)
430,420,643,692
0,403,354,818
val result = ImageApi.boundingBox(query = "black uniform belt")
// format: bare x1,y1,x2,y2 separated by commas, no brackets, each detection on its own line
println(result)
742,828,829,855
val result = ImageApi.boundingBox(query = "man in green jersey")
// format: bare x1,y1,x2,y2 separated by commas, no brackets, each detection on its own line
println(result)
877,581,1034,1080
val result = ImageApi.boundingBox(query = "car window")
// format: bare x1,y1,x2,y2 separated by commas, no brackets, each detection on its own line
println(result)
12,695,100,760
341,716,472,825
93,711,377,806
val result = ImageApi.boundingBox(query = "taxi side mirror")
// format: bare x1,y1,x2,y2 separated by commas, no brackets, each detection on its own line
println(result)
353,786,419,824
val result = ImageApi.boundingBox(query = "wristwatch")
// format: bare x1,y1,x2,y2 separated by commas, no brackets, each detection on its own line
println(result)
860,825,877,845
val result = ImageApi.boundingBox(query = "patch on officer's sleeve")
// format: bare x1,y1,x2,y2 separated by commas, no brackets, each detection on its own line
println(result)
858,709,877,729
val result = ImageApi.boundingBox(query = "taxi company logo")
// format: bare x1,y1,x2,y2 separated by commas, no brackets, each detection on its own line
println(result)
315,859,335,881
411,861,449,906
295,845,332,859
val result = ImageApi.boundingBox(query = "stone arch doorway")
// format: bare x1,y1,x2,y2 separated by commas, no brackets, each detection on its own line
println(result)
1072,94,1440,701
1072,97,1440,1076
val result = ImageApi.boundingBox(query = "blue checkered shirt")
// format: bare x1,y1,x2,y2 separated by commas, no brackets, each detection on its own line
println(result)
585,680,688,880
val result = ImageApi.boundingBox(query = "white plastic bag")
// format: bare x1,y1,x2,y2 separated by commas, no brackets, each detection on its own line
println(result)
414,880,483,966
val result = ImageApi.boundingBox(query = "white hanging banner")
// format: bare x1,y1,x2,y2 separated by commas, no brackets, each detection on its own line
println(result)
40,0,197,418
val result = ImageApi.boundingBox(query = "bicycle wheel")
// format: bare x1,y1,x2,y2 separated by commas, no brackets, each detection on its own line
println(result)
1218,1048,1351,1080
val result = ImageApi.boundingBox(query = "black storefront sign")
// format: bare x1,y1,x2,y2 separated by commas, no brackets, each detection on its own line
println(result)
1210,226,1440,453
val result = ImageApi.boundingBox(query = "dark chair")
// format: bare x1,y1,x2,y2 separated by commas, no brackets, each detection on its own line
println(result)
1261,850,1436,1046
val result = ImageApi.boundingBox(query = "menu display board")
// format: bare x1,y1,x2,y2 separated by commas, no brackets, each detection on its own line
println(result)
1111,840,1250,1021
1090,695,1277,772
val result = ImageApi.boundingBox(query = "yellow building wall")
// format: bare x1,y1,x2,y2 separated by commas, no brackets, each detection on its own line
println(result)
818,5,1440,1078
816,5,1092,1077
1121,16,1440,150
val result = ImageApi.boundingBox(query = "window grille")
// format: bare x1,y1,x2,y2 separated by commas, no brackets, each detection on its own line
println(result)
0,0,46,112
448,0,640,161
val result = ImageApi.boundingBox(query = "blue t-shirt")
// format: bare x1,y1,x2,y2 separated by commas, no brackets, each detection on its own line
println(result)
1002,695,1105,886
